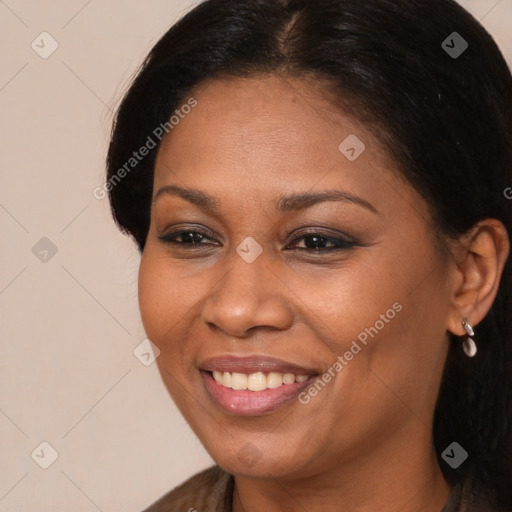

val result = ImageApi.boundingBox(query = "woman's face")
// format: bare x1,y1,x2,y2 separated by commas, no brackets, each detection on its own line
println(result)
138,75,456,480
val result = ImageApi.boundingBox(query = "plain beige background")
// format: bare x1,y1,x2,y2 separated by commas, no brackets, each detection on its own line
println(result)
1,1,511,510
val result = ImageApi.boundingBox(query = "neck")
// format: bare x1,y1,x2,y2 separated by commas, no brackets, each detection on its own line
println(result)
231,426,451,512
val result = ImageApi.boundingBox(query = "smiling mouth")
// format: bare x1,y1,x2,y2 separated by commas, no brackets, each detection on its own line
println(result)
198,355,320,415
211,370,310,391
200,369,318,416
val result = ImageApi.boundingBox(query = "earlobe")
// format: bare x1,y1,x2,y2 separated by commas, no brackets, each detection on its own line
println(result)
446,219,510,338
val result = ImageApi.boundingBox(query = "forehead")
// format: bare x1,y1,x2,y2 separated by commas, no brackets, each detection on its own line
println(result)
159,75,375,152
152,75,416,219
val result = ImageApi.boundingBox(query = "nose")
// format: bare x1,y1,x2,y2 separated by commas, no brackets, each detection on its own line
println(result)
200,248,294,338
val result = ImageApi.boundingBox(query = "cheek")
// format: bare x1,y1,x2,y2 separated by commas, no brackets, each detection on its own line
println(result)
138,255,161,337
288,260,398,348
138,253,184,347
302,238,445,371
138,254,199,404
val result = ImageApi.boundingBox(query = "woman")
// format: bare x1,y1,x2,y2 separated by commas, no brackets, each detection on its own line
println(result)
106,0,512,510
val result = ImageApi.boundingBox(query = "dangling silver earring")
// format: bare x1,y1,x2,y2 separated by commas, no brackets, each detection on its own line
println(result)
462,318,477,357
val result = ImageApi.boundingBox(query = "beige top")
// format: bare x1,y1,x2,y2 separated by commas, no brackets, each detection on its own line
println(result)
141,465,501,512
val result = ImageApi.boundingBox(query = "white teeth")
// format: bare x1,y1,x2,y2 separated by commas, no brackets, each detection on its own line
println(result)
266,372,283,389
211,370,310,391
283,373,295,385
222,371,232,388
247,372,267,391
231,372,248,390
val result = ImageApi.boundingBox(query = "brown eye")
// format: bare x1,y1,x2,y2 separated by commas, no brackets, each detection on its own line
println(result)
158,229,218,247
286,230,358,252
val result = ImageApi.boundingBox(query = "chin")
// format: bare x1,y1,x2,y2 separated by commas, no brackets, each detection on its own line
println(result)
200,432,314,480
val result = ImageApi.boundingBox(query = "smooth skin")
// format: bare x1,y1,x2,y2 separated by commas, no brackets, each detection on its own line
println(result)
138,75,510,512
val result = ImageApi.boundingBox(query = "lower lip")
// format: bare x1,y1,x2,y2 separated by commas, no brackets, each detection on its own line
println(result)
201,371,316,416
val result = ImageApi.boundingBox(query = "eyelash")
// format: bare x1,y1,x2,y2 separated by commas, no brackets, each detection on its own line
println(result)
157,228,358,253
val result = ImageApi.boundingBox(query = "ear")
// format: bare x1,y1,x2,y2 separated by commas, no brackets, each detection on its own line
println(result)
446,218,510,336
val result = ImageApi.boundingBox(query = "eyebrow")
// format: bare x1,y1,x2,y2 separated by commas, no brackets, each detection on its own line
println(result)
153,185,378,215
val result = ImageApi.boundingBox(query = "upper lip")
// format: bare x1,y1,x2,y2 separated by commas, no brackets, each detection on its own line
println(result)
199,355,319,375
